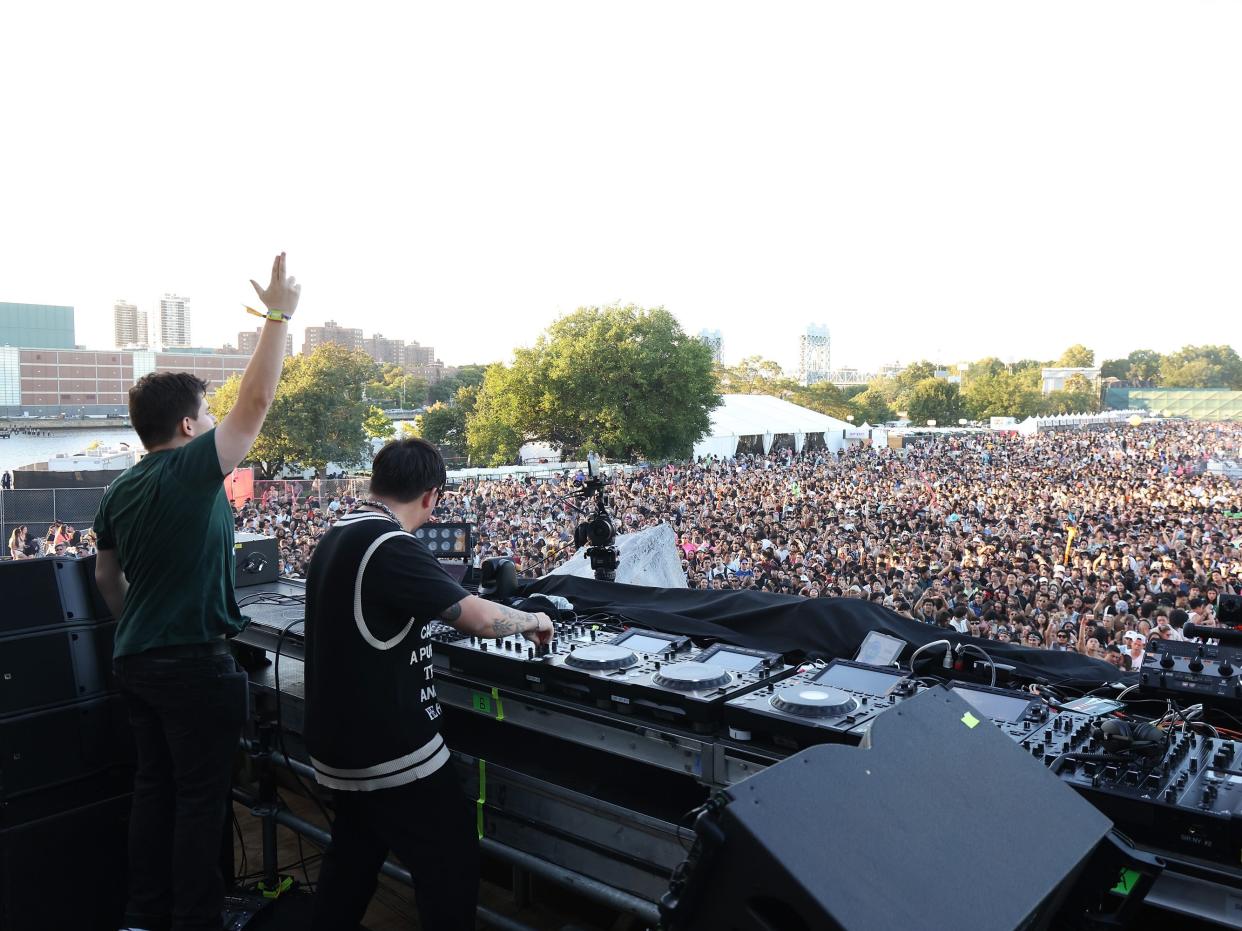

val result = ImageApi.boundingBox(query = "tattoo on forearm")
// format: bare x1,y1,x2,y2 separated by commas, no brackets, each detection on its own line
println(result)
441,601,463,622
489,603,535,637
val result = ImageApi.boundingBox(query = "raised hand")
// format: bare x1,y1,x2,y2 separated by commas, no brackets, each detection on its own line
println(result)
250,252,301,317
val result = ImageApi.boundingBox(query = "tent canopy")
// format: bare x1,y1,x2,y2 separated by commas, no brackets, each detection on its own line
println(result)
693,394,855,459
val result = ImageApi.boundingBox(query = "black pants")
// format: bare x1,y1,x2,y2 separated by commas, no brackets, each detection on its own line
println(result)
113,645,247,931
312,762,480,931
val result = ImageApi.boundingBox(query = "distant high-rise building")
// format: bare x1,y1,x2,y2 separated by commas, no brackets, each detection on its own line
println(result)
113,300,148,348
697,328,723,363
153,294,191,349
363,333,405,366
798,324,831,385
0,302,75,349
237,327,293,357
302,319,363,356
402,341,435,369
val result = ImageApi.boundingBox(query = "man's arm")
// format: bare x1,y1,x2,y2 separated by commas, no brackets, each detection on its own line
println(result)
216,253,301,475
94,548,128,619
441,595,554,645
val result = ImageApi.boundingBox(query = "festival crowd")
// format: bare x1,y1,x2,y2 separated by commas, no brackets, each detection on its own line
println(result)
229,421,1241,674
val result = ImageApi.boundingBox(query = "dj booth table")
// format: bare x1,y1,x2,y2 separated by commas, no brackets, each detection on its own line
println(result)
233,579,1242,930
237,586,759,921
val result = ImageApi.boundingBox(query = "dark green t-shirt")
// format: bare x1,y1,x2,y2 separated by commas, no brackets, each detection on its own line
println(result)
94,429,245,658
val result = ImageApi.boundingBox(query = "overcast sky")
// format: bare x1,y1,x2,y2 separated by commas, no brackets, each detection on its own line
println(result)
2,2,1238,374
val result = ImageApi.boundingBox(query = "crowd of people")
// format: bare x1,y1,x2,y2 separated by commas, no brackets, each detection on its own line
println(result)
6,521,98,559
6,421,1237,671
227,421,1242,672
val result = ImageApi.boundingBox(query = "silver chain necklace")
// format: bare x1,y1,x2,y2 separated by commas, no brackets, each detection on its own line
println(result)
358,498,401,525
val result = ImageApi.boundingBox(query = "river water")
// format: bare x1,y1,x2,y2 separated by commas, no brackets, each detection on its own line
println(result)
0,427,144,475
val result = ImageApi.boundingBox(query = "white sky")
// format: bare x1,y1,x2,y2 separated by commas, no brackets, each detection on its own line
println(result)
2,2,1238,374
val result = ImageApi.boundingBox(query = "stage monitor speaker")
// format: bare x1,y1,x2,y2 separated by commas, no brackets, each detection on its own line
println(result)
0,789,130,930
0,556,101,633
0,621,116,715
234,532,280,588
0,693,134,799
1218,592,1242,628
660,686,1114,931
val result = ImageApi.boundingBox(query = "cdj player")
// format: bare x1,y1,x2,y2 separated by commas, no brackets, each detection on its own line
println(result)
945,681,1054,740
534,635,795,731
433,623,796,731
724,659,921,751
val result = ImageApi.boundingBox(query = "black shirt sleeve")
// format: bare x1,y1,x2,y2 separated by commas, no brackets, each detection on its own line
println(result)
367,533,470,622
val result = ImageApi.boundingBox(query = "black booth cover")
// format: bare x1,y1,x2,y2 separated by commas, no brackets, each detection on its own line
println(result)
519,576,1123,689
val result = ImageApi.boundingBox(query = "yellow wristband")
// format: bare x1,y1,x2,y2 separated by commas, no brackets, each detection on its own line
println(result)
244,305,292,323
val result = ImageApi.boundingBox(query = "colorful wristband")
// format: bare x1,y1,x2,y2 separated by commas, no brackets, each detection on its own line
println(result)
244,305,293,323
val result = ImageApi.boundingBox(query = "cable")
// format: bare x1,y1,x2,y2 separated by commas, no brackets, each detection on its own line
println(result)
905,639,952,674
956,643,997,687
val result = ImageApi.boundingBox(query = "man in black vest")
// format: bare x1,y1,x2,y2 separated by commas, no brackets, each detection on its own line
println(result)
304,437,553,930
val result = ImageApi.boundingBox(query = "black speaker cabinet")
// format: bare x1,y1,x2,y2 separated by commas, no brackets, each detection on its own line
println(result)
234,532,279,588
0,693,134,798
0,556,102,633
0,788,130,930
661,686,1113,931
0,622,116,715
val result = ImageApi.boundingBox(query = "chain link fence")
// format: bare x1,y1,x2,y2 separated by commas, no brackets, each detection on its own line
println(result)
0,487,108,554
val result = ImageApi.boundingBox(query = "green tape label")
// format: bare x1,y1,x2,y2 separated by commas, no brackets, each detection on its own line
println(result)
961,712,980,729
471,692,492,714
1111,868,1141,896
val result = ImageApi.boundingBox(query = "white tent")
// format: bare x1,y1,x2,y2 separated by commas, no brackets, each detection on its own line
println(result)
693,394,855,460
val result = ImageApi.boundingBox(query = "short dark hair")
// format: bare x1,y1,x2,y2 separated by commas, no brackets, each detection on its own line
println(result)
128,372,210,447
369,438,446,503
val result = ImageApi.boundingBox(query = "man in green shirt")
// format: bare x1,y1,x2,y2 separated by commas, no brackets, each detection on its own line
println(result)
94,253,300,931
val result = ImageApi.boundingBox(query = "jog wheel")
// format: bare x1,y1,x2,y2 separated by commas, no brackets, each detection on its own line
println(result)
652,662,733,692
770,685,859,718
565,644,639,671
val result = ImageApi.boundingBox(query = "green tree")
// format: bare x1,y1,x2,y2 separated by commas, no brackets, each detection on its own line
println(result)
362,405,395,441
1011,358,1045,373
893,361,940,395
715,355,788,394
208,344,379,477
1099,358,1128,380
848,387,896,424
466,365,527,465
962,369,1043,419
1057,344,1095,368
965,357,1006,381
785,381,852,420
1125,349,1163,382
905,378,965,425
1041,374,1099,414
419,402,467,453
466,304,719,465
1158,345,1242,389
454,364,489,389
365,363,427,409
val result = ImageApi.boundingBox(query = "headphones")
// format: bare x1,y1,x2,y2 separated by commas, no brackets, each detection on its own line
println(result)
1092,718,1167,759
